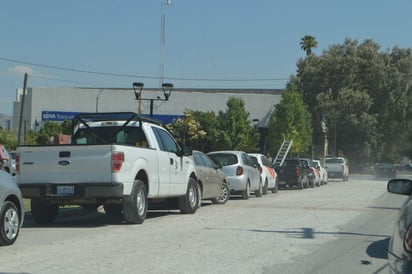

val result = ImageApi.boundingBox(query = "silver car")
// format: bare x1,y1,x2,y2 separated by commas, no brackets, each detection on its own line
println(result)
207,151,262,199
0,170,24,245
192,150,230,205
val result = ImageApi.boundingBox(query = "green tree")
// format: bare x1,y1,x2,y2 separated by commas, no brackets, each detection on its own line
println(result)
60,120,72,135
300,35,318,56
294,38,412,167
167,109,207,150
37,121,62,144
267,84,313,156
0,130,18,150
213,97,259,152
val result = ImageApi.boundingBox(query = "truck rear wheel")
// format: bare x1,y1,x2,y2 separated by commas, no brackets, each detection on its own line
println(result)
31,199,58,225
123,180,148,224
178,178,199,214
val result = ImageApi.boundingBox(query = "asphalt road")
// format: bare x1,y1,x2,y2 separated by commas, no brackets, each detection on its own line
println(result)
0,174,408,274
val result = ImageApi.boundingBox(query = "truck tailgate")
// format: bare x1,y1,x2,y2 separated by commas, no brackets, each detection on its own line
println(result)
18,145,113,185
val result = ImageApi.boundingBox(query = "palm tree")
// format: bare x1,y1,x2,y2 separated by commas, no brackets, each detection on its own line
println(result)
300,35,318,56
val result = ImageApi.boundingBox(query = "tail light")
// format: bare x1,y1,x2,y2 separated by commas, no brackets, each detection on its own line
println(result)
258,166,262,174
307,168,314,174
15,154,20,174
404,224,412,252
236,166,244,176
295,166,301,175
112,151,125,172
342,164,345,171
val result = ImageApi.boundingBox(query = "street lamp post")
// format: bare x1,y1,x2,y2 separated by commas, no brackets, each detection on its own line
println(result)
95,89,104,113
133,82,173,117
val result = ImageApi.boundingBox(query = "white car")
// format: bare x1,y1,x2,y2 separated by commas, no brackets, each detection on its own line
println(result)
248,153,278,194
313,160,328,185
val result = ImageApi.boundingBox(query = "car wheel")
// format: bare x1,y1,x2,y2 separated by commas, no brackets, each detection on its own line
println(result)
242,182,250,199
255,180,263,197
271,178,279,193
263,180,268,195
310,178,315,188
298,178,304,190
0,201,20,246
123,180,148,224
178,178,199,214
212,183,230,204
31,199,59,225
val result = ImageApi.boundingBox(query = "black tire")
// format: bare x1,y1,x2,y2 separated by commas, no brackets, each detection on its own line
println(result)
0,201,20,246
123,180,148,224
263,180,268,195
178,178,199,214
242,182,250,199
297,179,303,190
211,183,230,204
31,199,59,225
271,178,279,193
104,204,123,216
255,180,263,197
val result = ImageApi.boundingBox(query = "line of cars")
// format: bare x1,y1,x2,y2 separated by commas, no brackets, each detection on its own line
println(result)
274,158,329,189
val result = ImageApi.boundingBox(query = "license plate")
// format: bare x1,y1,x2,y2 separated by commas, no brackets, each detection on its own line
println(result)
279,181,286,185
57,185,75,195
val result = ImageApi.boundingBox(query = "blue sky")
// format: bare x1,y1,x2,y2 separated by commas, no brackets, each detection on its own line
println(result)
1,0,412,115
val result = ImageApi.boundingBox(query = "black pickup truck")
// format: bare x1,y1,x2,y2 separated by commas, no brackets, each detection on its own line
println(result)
275,158,309,190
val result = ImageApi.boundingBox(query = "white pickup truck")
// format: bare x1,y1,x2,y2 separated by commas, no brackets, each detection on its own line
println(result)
15,112,199,225
323,157,349,181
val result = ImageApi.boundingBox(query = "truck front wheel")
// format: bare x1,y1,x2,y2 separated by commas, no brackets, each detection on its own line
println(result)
123,180,148,224
31,199,59,225
178,178,199,214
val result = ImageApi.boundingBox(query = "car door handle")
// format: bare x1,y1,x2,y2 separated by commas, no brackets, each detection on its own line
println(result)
170,158,174,165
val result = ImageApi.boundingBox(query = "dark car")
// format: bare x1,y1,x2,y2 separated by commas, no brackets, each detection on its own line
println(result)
374,163,397,179
275,158,309,190
387,178,412,273
192,150,230,204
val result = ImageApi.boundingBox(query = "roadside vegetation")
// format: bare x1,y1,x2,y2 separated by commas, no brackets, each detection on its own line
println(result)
3,37,412,171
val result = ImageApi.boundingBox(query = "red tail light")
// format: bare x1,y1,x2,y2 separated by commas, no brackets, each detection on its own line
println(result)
307,168,314,174
236,166,244,176
404,224,412,252
15,154,20,174
295,166,301,175
112,151,125,172
258,166,263,174
342,164,345,171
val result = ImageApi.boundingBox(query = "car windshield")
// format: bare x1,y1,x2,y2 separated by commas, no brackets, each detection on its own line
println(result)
325,158,344,164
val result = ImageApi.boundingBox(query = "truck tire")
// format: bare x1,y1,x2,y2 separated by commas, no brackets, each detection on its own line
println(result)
242,182,250,199
123,180,148,224
31,199,58,225
211,183,230,205
178,178,199,214
0,201,20,246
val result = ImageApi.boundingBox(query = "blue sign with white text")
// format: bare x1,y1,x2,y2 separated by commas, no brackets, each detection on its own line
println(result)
42,111,83,121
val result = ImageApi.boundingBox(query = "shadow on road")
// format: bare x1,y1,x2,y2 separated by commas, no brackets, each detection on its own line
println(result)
367,237,390,259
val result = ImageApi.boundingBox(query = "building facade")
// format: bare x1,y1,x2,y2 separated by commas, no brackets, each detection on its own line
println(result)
12,87,283,151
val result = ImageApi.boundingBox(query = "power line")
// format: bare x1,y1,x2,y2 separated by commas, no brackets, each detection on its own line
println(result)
0,57,289,82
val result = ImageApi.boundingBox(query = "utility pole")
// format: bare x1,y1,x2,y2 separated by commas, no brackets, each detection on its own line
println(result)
159,0,171,87
17,73,28,146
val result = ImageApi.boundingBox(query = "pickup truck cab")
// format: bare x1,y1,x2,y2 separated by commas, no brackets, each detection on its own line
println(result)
16,112,199,225
323,157,349,181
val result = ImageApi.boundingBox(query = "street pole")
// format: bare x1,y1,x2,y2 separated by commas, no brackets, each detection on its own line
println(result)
17,73,28,146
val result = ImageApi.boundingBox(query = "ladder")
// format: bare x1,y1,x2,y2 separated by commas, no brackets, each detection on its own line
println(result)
273,140,293,166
